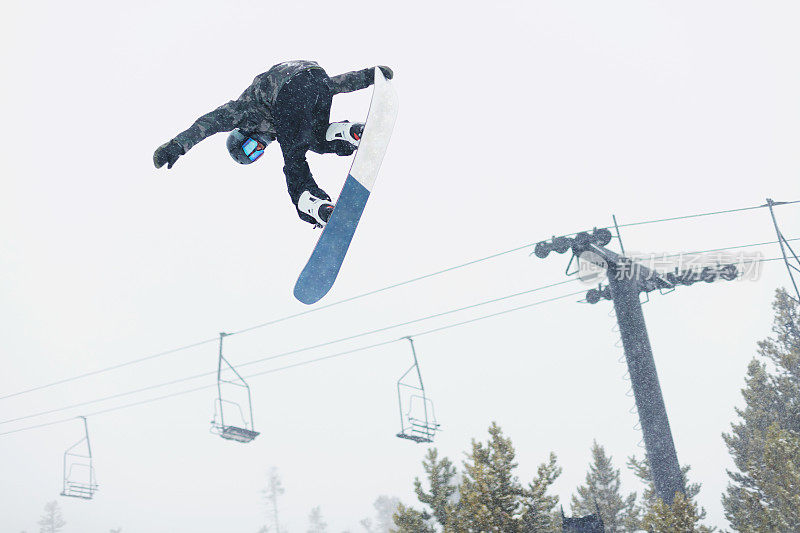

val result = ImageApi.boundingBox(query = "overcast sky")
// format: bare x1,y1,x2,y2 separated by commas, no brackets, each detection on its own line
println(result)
2,1,799,531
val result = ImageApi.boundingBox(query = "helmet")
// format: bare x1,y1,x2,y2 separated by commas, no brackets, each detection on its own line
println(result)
227,129,273,165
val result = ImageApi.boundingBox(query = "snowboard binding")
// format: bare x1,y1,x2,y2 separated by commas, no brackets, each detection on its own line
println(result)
325,121,364,147
298,190,335,228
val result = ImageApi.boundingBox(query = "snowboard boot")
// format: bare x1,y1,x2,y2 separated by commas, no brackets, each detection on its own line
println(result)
298,190,335,227
325,121,364,148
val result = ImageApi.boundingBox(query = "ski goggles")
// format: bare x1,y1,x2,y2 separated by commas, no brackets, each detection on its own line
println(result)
242,137,266,162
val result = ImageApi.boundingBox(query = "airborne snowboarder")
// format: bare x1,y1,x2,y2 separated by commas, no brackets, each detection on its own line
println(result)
153,60,393,227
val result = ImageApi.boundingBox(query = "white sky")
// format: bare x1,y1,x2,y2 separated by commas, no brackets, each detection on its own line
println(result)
1,1,799,531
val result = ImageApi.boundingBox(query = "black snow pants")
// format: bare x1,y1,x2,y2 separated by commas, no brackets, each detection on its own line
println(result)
273,68,356,224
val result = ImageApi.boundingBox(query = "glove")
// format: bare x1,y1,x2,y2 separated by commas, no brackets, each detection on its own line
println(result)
153,140,185,169
378,66,394,80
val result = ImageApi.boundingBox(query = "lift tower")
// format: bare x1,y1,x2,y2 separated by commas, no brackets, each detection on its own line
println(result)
534,228,737,505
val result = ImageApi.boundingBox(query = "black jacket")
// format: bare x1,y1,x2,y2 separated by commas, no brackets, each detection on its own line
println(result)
172,60,377,153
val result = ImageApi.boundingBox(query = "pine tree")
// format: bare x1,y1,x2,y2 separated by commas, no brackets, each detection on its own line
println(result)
570,441,637,532
372,496,400,533
723,422,800,532
745,423,800,530
393,422,562,532
520,452,562,533
392,448,457,532
640,492,712,533
722,288,800,532
308,505,328,533
262,467,285,533
452,422,526,532
37,501,66,533
627,455,712,532
392,504,436,533
414,449,458,528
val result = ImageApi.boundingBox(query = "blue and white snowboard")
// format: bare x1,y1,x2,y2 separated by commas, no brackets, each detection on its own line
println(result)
293,67,399,304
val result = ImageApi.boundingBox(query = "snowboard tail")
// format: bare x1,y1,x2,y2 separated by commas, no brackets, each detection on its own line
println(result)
293,175,370,304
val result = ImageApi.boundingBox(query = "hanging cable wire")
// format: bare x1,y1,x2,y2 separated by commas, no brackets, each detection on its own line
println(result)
3,199,798,403
229,244,535,337
557,200,800,238
613,200,800,229
0,254,793,437
0,244,540,402
0,337,220,402
658,237,800,259
0,289,585,437
0,280,581,427
615,205,761,228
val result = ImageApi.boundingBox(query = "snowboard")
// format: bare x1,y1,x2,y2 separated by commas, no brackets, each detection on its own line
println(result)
293,67,399,305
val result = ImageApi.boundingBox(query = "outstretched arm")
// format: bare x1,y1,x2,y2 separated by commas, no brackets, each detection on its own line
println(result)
281,144,331,225
154,99,247,169
328,66,393,95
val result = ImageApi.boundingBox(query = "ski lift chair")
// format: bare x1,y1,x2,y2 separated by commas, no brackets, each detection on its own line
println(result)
396,337,440,443
397,393,440,443
60,417,99,499
210,333,260,443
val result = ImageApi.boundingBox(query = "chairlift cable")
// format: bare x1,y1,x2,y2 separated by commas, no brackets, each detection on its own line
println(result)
0,279,580,427
633,237,800,259
1,236,794,421
0,289,585,437
1,199,797,402
0,248,552,401
0,338,220,402
0,251,789,441
242,289,588,383
613,200,800,229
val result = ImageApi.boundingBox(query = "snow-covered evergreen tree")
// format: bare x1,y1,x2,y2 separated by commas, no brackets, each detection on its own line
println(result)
37,501,65,533
371,496,400,533
393,422,561,532
570,440,637,532
262,467,285,533
722,288,800,531
640,492,712,533
307,505,328,533
520,452,562,533
392,503,435,533
415,448,458,528
392,448,454,532
452,422,527,532
627,455,711,531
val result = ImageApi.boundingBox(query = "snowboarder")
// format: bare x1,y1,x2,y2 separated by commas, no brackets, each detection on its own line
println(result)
153,60,394,227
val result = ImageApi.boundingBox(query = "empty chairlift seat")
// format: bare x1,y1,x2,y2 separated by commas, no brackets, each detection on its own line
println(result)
396,337,440,444
210,332,260,444
60,416,99,499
